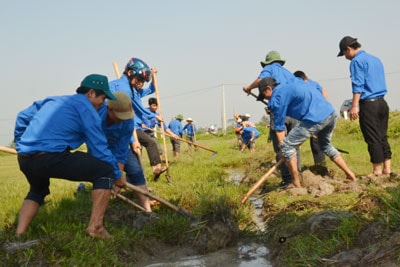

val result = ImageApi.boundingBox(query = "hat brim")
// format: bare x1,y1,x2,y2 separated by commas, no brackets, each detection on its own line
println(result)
105,91,117,100
337,50,344,57
114,110,134,120
260,60,285,67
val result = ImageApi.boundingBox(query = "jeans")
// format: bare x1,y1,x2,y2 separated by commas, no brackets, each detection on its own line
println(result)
282,112,339,162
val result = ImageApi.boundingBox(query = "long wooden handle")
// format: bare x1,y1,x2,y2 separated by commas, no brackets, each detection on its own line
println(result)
152,72,170,168
241,158,284,204
243,88,268,105
125,182,194,220
144,127,217,154
0,146,17,154
116,193,147,212
113,62,121,79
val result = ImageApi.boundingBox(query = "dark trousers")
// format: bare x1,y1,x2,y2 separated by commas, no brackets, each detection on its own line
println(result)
359,98,391,163
136,130,161,166
18,150,114,205
310,136,326,165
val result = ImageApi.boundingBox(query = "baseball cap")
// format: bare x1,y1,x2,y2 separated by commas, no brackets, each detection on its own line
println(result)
337,36,358,57
80,74,116,100
257,77,278,101
107,92,134,120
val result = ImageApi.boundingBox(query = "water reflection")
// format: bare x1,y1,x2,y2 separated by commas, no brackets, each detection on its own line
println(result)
145,241,271,267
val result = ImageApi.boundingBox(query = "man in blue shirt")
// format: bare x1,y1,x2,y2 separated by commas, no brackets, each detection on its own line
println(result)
109,58,168,180
183,118,197,152
239,125,260,153
14,74,125,239
168,114,184,157
243,51,298,187
257,77,357,188
338,36,392,178
135,97,178,180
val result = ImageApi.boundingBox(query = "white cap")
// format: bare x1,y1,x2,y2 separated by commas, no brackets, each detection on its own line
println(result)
245,114,251,118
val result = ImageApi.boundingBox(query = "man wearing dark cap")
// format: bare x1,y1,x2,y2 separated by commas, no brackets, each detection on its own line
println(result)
257,77,356,188
337,36,393,178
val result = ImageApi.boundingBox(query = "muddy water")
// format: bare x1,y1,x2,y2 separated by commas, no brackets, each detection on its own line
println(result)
141,169,272,267
144,241,271,266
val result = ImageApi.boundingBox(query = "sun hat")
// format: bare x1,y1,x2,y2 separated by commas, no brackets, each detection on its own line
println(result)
186,117,193,122
337,36,358,57
244,114,251,118
80,74,116,100
176,114,184,120
257,77,279,101
107,92,135,120
260,51,285,67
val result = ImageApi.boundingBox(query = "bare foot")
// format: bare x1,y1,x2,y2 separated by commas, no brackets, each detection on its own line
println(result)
86,226,112,239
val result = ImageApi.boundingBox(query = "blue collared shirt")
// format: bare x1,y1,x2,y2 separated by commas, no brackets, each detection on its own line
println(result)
259,62,295,85
15,94,122,179
183,123,197,136
109,75,156,120
269,78,335,131
350,50,387,100
98,105,134,165
168,119,183,137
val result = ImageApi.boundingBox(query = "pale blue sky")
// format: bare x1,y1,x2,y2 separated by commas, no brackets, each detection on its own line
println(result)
1,0,400,145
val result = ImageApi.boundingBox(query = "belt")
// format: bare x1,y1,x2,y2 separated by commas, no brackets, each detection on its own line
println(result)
18,152,47,159
360,96,384,103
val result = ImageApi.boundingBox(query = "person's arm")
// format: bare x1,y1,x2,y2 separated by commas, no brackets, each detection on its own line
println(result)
350,93,361,120
243,78,261,93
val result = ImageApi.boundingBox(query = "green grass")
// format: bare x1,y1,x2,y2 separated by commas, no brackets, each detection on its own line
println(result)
1,112,400,266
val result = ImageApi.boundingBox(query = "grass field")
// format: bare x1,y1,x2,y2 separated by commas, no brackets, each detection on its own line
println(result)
1,112,400,266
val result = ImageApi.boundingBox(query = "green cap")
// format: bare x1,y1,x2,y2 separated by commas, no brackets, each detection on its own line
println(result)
260,51,285,67
81,74,116,100
176,114,183,120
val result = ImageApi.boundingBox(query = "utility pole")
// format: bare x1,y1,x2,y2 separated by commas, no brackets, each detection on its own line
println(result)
221,83,226,135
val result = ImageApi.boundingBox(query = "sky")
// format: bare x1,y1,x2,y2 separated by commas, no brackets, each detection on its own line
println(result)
1,0,400,145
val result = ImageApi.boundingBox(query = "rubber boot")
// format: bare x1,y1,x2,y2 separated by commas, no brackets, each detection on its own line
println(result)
16,199,40,236
86,189,112,239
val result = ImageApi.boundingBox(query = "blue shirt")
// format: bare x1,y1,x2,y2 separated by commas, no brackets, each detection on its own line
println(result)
259,62,295,85
109,75,156,120
98,105,134,164
14,94,122,179
134,108,167,131
350,50,387,100
242,126,260,140
259,63,295,130
269,78,335,131
168,119,183,137
183,123,197,136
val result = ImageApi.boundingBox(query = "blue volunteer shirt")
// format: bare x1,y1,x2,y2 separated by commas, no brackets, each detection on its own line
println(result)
242,126,260,141
350,50,387,100
134,108,167,131
15,94,122,179
269,78,335,131
168,119,183,137
109,75,156,120
98,105,134,164
183,123,197,136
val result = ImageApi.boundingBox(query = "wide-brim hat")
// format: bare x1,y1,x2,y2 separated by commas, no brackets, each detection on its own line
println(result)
107,92,135,120
260,51,285,67
176,114,184,120
186,117,193,122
